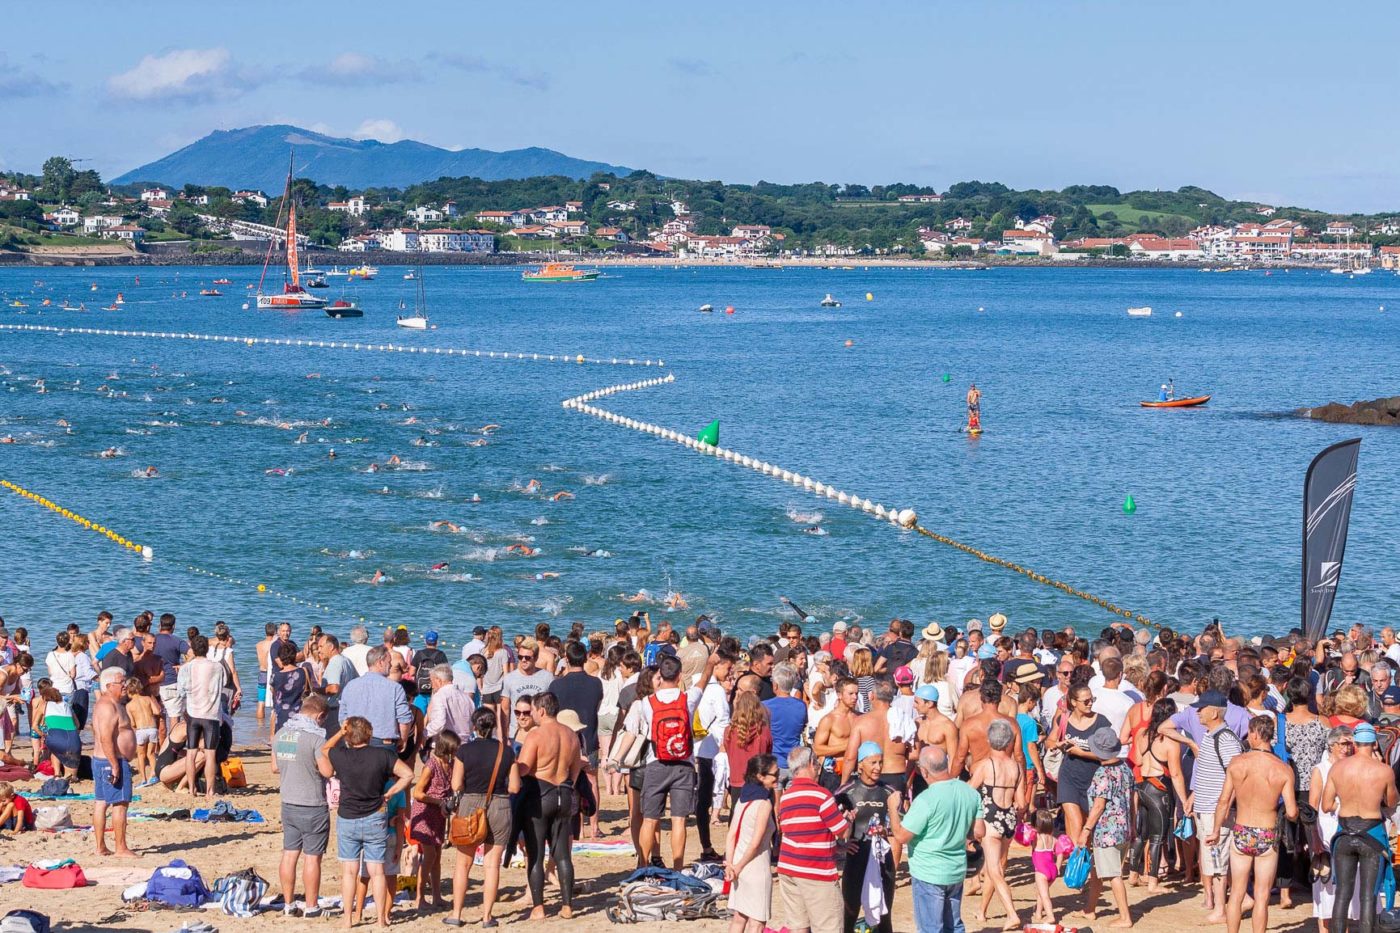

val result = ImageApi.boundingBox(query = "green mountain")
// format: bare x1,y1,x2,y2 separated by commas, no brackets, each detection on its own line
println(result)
111,125,635,191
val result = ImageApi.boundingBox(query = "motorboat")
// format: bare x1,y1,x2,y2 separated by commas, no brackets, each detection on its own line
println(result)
324,299,363,319
522,261,599,282
698,303,713,313
820,294,842,308
348,265,378,280
305,275,329,289
1127,306,1152,317
199,289,222,297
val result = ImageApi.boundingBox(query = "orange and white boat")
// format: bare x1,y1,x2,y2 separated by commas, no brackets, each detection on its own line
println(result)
255,152,327,310
1140,395,1211,408
521,262,599,282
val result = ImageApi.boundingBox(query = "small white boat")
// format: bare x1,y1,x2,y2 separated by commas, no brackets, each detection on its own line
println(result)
698,303,713,313
820,294,842,308
403,271,417,280
396,314,428,330
1127,306,1152,317
1330,267,1348,275
325,266,349,277
397,264,430,328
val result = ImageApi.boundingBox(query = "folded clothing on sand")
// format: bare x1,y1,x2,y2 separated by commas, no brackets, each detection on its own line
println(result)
192,801,262,823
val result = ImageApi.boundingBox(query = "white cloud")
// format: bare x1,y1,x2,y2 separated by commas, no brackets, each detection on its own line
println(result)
106,48,243,102
352,119,406,143
312,52,418,85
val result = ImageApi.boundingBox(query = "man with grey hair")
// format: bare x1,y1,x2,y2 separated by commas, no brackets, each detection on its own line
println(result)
99,627,137,677
776,745,849,933
894,745,983,933
342,624,371,675
423,662,474,749
338,645,411,750
317,634,357,735
765,662,807,782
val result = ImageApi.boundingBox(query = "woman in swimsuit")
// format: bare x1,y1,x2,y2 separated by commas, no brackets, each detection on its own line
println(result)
969,719,1025,930
1130,698,1189,893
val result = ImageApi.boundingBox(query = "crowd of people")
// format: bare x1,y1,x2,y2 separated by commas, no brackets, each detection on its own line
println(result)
5,607,1400,933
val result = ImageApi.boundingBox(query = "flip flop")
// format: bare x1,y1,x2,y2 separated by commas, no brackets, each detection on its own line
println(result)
441,919,466,928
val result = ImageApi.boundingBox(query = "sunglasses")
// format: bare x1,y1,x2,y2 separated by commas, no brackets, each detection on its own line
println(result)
1057,670,1072,676
518,653,536,661
514,709,532,716
763,771,780,779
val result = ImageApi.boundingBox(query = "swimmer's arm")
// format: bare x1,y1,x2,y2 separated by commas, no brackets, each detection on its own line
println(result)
508,762,521,795
841,726,862,781
1386,770,1399,812
568,746,583,784
1167,742,1189,806
952,729,969,777
1157,716,1198,754
515,733,537,777
812,716,841,759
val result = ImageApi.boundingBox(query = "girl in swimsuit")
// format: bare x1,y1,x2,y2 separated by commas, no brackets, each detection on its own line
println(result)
1030,808,1074,923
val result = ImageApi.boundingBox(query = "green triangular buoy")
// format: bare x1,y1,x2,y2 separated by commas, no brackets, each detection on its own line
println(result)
1123,494,1136,514
941,373,951,383
697,419,719,446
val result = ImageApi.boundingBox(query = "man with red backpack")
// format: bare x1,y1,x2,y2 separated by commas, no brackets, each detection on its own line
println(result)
635,652,716,868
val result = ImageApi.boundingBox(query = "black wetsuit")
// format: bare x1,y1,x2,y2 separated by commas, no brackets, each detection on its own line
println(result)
1332,815,1385,933
521,774,575,911
836,778,895,933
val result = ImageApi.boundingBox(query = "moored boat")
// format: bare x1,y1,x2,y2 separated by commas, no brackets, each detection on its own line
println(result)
1140,395,1211,408
325,299,363,319
522,262,599,282
199,289,222,297
254,152,328,310
1127,306,1152,317
820,293,842,308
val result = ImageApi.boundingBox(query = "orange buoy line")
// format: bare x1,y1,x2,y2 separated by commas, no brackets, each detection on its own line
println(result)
0,478,151,558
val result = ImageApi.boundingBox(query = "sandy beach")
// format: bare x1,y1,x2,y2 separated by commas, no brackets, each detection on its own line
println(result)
0,742,1307,933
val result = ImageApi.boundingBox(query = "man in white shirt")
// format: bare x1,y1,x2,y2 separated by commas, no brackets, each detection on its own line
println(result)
461,627,487,663
341,625,372,676
177,634,227,800
626,653,715,869
423,664,475,747
1090,655,1136,745
1381,627,1400,668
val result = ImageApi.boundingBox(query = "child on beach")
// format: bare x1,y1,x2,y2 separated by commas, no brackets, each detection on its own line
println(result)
1030,808,1074,923
0,781,34,832
409,731,457,910
125,679,160,786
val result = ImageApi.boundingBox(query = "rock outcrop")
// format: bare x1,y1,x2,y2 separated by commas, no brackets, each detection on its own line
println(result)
1301,396,1400,426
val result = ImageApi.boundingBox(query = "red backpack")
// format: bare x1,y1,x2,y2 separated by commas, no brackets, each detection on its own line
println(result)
649,692,693,763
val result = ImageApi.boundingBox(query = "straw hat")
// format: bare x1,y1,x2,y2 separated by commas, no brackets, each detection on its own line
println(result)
556,709,585,732
923,621,945,642
988,612,1008,633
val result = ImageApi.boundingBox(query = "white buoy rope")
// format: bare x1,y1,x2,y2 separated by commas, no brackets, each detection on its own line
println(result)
562,374,918,531
0,324,666,368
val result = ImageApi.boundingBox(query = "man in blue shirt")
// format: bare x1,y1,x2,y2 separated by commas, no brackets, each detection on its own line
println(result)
338,645,412,751
764,663,808,783
152,613,188,723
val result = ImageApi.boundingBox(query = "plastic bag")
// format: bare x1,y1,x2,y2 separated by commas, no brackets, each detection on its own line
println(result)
1063,847,1092,890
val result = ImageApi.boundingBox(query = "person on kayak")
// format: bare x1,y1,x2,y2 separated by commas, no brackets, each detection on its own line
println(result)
1159,384,1169,402
1158,380,1176,402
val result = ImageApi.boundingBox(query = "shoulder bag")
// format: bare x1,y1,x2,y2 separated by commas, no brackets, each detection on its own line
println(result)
449,739,504,850
1042,712,1068,782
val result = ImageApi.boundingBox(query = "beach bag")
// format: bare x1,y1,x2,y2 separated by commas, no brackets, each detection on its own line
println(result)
33,805,71,831
450,739,503,850
146,859,211,907
212,867,268,918
1063,847,1092,890
21,863,87,889
36,778,69,798
220,757,247,789
1042,713,1067,782
649,692,693,763
0,910,50,933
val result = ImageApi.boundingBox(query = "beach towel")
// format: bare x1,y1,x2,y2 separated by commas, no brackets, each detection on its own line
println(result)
862,835,891,928
192,801,263,823
212,868,268,918
30,792,141,803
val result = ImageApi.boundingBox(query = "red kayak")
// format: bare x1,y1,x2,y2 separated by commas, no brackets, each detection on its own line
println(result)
1140,395,1211,408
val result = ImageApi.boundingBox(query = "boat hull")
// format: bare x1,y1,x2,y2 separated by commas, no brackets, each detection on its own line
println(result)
1140,395,1211,408
522,272,599,282
396,317,428,330
325,304,363,319
256,294,327,310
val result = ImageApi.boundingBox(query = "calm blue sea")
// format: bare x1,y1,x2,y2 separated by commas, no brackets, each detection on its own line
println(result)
2,264,1397,683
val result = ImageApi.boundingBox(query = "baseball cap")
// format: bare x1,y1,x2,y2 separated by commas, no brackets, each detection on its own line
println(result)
1192,690,1228,710
698,618,718,635
1383,687,1400,706
893,665,914,685
472,626,487,637
915,684,940,703
857,741,882,762
424,630,438,644
1353,722,1378,744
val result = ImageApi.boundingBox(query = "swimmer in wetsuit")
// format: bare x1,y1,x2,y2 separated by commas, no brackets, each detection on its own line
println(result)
515,692,583,920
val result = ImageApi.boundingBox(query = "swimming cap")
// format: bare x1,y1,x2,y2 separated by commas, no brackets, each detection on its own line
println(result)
857,741,882,762
915,684,940,703
1353,723,1378,744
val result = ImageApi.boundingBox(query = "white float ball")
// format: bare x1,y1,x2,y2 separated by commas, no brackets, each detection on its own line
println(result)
897,508,918,528
875,505,887,519
838,492,850,505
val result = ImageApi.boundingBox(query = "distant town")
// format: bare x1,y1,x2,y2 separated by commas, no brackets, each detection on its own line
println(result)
3,157,1399,269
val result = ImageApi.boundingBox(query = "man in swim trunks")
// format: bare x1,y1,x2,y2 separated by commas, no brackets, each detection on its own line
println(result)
1204,715,1297,933
967,383,981,416
1320,722,1398,933
842,681,915,800
92,667,137,857
813,677,860,791
255,623,276,721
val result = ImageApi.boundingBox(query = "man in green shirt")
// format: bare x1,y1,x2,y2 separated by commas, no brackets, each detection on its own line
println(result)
893,746,984,933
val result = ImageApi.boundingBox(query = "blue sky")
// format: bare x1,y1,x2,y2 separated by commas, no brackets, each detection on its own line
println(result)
3,1,1398,212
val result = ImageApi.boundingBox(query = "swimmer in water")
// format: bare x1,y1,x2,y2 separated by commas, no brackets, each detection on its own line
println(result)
479,424,501,435
506,544,537,557
535,572,560,581
619,590,651,604
467,439,488,447
469,494,481,503
376,403,390,411
265,468,287,476
804,526,828,535
328,449,336,460
295,431,308,444
100,447,119,459
550,491,574,502
430,562,450,573
371,570,385,585
56,419,69,428
144,466,159,478
402,417,418,425
387,455,402,467
367,463,380,473
430,521,460,533
665,591,689,611
0,436,14,445
522,479,542,493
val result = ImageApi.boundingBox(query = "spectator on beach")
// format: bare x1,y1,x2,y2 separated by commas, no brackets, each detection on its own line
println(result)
837,741,900,933
423,663,474,750
319,715,414,929
411,631,448,714
501,638,552,737
776,746,849,933
724,753,779,933
1077,726,1136,928
99,627,136,677
272,694,330,918
342,625,372,676
92,666,137,857
340,645,413,751
409,728,456,911
152,613,188,726
317,634,357,735
516,691,583,921
894,746,983,933
447,706,515,927
764,662,807,783
178,634,226,801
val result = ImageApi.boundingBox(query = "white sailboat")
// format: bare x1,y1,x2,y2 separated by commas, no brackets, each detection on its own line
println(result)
396,265,431,329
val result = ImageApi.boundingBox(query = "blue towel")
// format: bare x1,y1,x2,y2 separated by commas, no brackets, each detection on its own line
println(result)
192,800,264,823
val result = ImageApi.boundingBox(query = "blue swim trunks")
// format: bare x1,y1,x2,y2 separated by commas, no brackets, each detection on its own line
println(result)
93,758,132,805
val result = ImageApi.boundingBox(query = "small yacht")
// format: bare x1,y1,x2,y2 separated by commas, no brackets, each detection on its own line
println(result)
820,294,842,308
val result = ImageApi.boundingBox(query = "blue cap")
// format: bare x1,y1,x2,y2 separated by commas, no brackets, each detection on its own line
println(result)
1353,723,1378,744
857,740,883,762
424,630,439,644
915,684,940,703
1382,687,1400,706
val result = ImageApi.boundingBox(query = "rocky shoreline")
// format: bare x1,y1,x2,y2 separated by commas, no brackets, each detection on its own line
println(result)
1301,396,1400,426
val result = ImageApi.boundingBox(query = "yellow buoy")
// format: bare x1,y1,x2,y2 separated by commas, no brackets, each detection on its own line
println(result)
257,583,267,593
865,292,873,301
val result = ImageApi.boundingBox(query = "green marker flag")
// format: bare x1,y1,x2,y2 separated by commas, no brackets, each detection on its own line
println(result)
697,419,719,446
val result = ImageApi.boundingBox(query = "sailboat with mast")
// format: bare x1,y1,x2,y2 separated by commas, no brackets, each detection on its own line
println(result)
255,152,328,310
397,265,430,329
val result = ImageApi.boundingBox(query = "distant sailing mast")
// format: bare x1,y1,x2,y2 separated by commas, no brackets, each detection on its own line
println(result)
256,150,327,309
